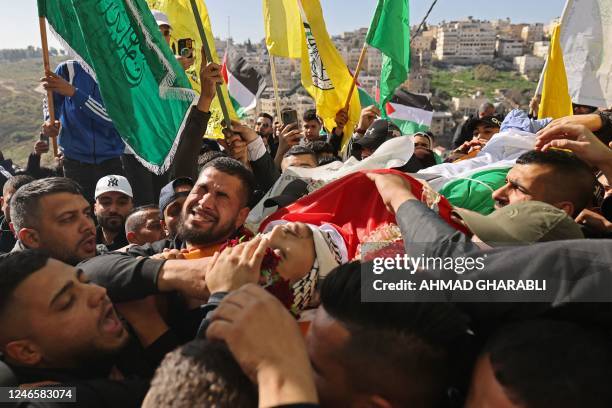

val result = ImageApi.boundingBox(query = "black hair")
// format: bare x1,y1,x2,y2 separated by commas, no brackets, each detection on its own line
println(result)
302,109,319,123
146,339,257,407
516,150,596,215
485,319,612,408
318,156,341,166
283,145,317,159
257,112,274,122
310,141,335,155
10,177,85,232
125,205,160,234
200,138,221,155
0,250,49,321
197,151,228,172
2,175,35,196
201,157,255,207
319,261,470,407
414,131,435,147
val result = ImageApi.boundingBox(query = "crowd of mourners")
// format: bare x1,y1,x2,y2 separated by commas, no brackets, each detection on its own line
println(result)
1,12,612,408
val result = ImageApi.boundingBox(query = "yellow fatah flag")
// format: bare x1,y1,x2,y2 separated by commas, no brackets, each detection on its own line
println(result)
146,0,238,138
538,23,573,120
298,0,361,150
263,0,303,58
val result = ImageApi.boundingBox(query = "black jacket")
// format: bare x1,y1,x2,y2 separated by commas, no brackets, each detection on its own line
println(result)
0,216,16,254
96,226,129,252
5,330,179,408
250,150,280,205
80,252,204,343
171,107,211,181
451,116,478,149
395,200,612,336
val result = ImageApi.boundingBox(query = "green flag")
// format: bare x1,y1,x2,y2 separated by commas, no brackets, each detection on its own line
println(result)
365,0,410,109
358,87,377,108
439,168,511,215
38,0,195,174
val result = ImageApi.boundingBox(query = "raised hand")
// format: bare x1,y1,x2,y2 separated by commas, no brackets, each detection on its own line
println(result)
205,235,269,294
41,71,75,97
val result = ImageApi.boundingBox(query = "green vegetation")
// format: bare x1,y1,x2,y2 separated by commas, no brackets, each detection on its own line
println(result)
0,56,66,167
431,65,537,100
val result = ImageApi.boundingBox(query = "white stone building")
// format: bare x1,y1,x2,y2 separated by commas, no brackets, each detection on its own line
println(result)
451,95,491,116
435,18,496,64
532,41,550,59
513,55,545,74
521,23,544,43
495,38,524,59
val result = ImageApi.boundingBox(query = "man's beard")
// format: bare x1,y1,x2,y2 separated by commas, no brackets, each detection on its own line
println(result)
41,234,96,266
178,212,237,246
97,214,126,233
58,335,129,374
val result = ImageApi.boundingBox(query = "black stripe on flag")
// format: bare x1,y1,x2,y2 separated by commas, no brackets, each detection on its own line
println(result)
389,88,433,112
227,51,266,98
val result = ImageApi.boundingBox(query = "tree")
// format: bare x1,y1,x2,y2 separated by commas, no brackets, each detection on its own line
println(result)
473,65,498,81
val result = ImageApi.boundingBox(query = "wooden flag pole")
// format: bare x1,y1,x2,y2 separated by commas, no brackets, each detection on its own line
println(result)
269,54,282,121
344,43,368,111
39,17,59,157
189,0,231,128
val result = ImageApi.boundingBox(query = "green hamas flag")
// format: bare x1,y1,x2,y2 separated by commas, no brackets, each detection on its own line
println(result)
365,0,410,108
38,0,195,173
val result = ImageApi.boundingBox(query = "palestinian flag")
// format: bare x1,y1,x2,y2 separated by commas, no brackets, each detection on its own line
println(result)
384,88,433,135
221,51,266,118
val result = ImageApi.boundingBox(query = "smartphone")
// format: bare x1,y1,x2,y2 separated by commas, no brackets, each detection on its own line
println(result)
281,109,299,127
177,38,194,58
39,133,49,144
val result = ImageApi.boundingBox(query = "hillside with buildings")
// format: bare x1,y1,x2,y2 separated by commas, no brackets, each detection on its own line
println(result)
215,16,550,147
0,16,552,165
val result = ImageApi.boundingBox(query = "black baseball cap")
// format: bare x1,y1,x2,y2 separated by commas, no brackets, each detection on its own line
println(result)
263,179,309,209
475,115,504,128
354,119,402,150
158,177,194,213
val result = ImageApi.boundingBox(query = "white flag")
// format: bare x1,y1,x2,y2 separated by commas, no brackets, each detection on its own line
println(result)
560,0,612,108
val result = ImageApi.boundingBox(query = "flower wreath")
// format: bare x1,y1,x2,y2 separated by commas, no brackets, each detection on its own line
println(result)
219,234,300,317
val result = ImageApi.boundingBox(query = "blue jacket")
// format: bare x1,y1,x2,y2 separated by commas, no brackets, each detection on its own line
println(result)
45,60,125,164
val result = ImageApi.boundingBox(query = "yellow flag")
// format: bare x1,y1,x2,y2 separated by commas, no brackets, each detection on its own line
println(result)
146,0,238,138
538,23,573,120
299,0,361,150
263,0,303,58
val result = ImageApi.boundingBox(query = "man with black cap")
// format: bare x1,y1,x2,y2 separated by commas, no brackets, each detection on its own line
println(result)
452,102,497,148
354,118,402,160
447,114,503,162
158,177,194,242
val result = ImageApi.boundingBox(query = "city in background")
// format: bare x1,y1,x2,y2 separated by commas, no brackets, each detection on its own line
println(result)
0,15,556,165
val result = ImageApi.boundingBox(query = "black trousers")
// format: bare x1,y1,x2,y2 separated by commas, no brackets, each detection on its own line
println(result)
121,154,169,207
63,157,124,203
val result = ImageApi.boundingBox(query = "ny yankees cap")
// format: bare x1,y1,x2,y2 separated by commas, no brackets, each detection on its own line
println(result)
95,175,133,199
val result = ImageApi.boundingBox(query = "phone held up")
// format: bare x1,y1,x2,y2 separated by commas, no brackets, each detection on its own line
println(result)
281,109,299,127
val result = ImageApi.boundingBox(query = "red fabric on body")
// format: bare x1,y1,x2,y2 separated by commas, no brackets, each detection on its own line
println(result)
259,169,466,259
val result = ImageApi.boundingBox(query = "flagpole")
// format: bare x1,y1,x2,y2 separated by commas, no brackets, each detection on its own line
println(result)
268,54,283,121
39,17,59,157
344,43,368,110
189,0,231,128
